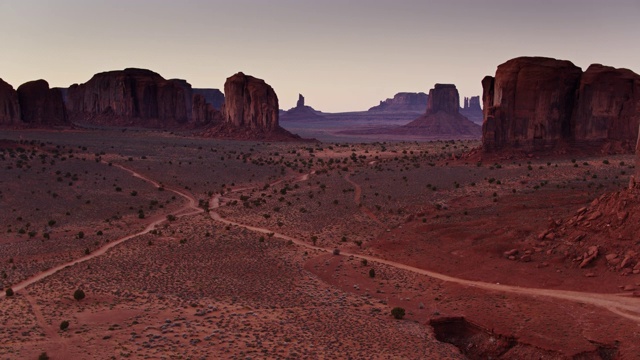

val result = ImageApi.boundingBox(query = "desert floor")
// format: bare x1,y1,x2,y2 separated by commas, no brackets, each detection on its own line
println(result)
1,129,638,359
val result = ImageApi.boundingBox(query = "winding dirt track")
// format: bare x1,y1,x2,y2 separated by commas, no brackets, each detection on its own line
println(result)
344,174,385,227
4,163,203,295
5,165,640,324
211,172,640,323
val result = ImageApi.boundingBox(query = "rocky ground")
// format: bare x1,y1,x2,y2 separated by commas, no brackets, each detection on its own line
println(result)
0,129,639,359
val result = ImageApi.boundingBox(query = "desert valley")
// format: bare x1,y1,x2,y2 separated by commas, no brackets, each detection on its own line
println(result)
1,52,640,360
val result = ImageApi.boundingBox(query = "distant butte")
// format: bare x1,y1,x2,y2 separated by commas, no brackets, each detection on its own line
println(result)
368,92,428,113
280,94,324,121
400,84,481,138
482,56,640,153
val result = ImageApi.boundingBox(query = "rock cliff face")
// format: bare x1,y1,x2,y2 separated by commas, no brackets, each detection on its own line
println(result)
637,128,640,180
482,57,582,151
401,84,481,138
17,80,67,125
222,72,279,131
482,57,640,152
572,64,640,144
0,79,21,125
369,92,428,112
66,68,219,127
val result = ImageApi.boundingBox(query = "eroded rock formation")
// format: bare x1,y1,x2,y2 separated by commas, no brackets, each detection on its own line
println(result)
17,80,67,125
482,57,582,151
461,95,483,125
637,124,640,180
369,92,428,112
222,72,279,131
572,64,640,144
463,96,481,111
401,84,481,138
0,79,21,125
280,93,323,121
193,88,224,110
482,56,640,152
66,68,219,127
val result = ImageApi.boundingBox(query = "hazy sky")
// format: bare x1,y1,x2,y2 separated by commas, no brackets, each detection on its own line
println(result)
1,0,638,112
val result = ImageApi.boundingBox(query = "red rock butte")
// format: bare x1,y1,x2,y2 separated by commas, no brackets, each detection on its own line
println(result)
401,84,481,137
66,68,220,127
482,56,640,153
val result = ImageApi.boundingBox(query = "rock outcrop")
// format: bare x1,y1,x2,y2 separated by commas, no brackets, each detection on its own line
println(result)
637,125,640,180
461,96,483,124
17,80,67,125
400,84,481,138
369,92,428,112
280,93,323,121
482,57,582,151
296,94,305,108
463,96,481,111
193,88,224,110
204,72,298,140
0,79,21,125
222,72,279,131
482,56,640,152
572,64,640,145
66,68,219,127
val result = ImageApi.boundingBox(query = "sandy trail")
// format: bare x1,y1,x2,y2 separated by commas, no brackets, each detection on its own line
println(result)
4,163,203,296
209,172,640,323
343,174,385,227
7,164,640,324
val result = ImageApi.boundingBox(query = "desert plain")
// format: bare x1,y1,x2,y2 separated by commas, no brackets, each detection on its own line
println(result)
0,129,638,359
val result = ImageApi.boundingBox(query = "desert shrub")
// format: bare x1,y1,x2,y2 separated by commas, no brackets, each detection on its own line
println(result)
73,289,85,301
77,231,84,239
361,259,368,266
60,320,69,331
333,248,340,255
391,307,405,319
5,288,14,297
369,268,376,278
38,352,50,360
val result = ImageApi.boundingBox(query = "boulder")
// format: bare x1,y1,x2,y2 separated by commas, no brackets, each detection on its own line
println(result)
0,79,21,125
368,92,428,112
17,80,67,125
222,72,279,131
482,57,582,151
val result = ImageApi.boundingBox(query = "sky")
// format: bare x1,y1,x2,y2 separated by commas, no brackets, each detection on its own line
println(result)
0,0,639,112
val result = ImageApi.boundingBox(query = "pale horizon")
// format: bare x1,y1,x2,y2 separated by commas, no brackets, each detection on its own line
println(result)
1,0,638,112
